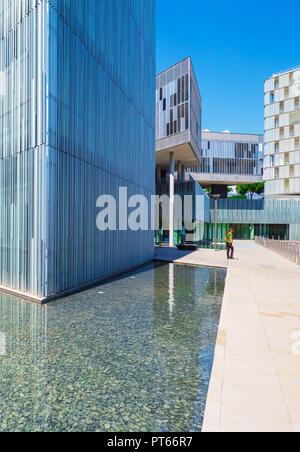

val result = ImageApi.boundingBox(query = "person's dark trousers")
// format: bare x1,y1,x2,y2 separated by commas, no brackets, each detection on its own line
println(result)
226,243,234,259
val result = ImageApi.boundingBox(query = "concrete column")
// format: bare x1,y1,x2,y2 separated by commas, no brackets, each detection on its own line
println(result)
177,162,183,183
181,165,185,183
169,152,175,248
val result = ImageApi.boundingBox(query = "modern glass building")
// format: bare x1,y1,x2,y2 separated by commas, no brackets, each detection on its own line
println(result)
156,57,202,176
0,0,156,301
155,57,202,247
187,131,264,196
264,67,300,199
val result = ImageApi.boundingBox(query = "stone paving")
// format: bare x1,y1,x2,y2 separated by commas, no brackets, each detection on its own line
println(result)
155,242,300,432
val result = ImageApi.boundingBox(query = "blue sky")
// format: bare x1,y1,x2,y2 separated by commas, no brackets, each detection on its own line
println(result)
156,0,300,135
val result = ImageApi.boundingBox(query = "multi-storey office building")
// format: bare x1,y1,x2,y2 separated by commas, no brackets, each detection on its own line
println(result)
187,131,264,197
155,57,202,246
264,67,300,199
0,0,155,302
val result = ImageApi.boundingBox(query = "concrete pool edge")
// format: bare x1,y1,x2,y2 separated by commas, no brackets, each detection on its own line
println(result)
0,259,155,305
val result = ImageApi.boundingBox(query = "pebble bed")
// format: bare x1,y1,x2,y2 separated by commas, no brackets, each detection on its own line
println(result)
0,262,226,432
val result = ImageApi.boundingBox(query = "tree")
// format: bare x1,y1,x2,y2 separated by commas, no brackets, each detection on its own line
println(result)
236,182,265,200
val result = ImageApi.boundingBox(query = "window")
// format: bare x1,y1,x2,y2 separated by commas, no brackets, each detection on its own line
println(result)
284,179,289,192
177,79,181,104
290,165,295,178
290,111,300,125
290,126,295,137
166,123,170,136
160,88,163,101
295,97,300,110
274,116,279,128
284,153,289,165
275,142,279,153
163,98,166,111
270,92,275,103
170,94,173,108
177,107,181,132
280,101,284,113
185,103,189,129
185,75,189,102
274,77,279,90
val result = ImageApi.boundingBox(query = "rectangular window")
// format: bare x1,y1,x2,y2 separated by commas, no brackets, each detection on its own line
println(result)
181,104,184,118
177,118,181,132
160,88,163,101
163,98,166,111
177,79,181,104
174,121,177,134
185,103,189,130
284,87,289,99
270,92,275,103
177,107,181,132
174,93,177,106
290,111,300,125
167,123,170,136
185,74,189,101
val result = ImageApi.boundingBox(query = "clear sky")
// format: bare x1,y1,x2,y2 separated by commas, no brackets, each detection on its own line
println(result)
156,0,300,135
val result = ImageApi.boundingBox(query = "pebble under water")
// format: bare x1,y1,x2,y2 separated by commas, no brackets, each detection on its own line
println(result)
0,262,226,432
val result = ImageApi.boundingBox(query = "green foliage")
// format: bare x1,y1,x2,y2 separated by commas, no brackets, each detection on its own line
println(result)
236,182,265,199
229,195,247,199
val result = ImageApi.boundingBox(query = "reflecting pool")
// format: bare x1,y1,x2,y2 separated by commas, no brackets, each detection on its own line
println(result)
0,262,226,432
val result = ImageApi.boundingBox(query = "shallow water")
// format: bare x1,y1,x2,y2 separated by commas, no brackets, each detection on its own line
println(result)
0,262,226,432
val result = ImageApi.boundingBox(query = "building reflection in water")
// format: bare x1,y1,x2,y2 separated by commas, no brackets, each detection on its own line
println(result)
153,263,225,431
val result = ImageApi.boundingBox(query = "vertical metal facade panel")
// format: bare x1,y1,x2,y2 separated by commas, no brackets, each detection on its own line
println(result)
0,0,156,299
209,198,300,229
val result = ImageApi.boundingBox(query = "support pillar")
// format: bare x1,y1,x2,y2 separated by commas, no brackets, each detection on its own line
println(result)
169,152,175,248
181,165,185,183
177,162,183,183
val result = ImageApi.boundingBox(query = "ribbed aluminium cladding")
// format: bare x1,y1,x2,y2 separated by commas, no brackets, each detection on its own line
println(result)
0,0,156,299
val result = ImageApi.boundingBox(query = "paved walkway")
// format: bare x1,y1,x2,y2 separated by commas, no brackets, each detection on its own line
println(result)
154,246,228,269
155,242,300,432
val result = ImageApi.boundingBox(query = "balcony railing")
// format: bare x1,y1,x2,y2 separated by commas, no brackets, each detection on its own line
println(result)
255,237,300,266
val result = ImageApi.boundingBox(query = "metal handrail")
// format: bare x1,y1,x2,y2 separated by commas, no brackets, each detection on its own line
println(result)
255,237,300,266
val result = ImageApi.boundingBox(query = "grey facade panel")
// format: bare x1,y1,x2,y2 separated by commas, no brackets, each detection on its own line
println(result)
210,199,300,226
156,57,202,163
0,0,156,299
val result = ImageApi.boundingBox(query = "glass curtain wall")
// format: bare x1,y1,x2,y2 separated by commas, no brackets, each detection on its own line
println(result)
189,139,263,176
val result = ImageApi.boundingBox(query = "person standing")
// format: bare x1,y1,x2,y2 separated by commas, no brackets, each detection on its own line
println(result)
225,228,234,260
